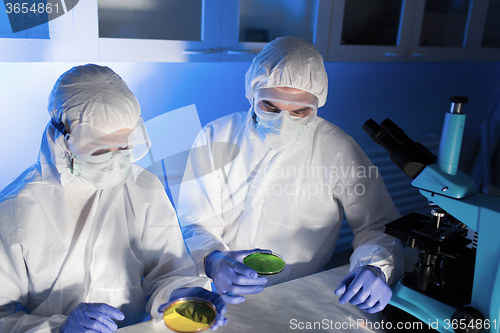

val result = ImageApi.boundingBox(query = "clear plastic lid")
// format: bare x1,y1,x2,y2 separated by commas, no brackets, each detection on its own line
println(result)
254,87,318,126
67,118,151,168
255,87,319,107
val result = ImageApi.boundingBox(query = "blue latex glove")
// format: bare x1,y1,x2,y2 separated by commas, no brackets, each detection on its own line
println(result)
158,287,228,330
205,249,271,304
59,303,125,333
334,266,392,314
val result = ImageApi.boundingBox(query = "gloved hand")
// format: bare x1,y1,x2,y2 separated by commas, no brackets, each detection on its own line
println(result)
59,303,125,333
205,249,271,304
335,266,392,314
158,287,228,330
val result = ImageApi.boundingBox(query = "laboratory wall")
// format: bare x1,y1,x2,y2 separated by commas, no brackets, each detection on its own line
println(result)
0,60,499,194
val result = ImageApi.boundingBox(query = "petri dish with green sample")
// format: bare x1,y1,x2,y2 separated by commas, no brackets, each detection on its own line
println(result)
163,297,217,333
243,252,286,276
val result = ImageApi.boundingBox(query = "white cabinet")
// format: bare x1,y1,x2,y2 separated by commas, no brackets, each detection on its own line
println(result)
0,0,224,62
0,0,78,61
2,0,498,62
0,0,332,62
86,0,333,62
219,0,332,62
73,0,224,62
328,0,479,62
469,0,500,61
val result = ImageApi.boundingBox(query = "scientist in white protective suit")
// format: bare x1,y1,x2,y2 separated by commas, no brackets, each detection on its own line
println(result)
177,36,404,314
0,64,227,332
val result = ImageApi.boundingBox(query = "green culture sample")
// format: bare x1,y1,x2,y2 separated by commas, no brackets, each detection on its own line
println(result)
163,298,216,332
243,252,286,275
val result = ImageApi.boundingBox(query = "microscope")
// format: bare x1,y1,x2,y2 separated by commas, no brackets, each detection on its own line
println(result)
363,96,500,333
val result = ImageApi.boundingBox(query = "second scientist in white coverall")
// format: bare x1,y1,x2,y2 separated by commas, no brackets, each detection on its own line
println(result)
0,64,226,332
177,36,404,313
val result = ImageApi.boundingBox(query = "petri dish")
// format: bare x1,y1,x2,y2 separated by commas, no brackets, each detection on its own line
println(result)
243,252,286,275
163,297,217,333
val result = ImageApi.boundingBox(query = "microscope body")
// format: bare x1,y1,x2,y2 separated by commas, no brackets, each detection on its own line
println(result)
414,171,500,333
364,96,500,333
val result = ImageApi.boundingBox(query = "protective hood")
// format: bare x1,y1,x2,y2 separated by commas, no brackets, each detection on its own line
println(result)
40,64,142,188
245,36,328,108
49,64,141,134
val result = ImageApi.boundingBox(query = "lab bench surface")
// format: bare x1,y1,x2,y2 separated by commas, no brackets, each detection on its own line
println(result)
117,264,386,333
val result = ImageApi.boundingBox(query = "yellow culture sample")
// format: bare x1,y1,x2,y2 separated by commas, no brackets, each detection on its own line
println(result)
163,297,216,333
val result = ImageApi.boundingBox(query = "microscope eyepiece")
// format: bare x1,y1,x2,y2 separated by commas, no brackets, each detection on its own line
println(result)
450,95,468,104
363,119,384,142
363,118,436,179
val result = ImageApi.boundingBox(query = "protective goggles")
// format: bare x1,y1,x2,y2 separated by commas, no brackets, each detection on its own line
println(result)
254,87,319,125
66,118,151,168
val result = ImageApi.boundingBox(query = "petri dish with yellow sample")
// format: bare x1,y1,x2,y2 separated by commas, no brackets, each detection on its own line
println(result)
163,297,217,333
243,252,286,276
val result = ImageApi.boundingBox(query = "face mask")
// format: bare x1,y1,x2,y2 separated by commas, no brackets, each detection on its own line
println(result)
72,150,131,190
253,104,316,150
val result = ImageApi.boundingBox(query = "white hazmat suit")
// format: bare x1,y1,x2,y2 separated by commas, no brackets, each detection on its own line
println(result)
177,37,404,287
0,65,210,332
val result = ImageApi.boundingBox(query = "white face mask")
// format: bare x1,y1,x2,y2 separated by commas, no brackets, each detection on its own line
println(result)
253,105,316,150
72,150,131,190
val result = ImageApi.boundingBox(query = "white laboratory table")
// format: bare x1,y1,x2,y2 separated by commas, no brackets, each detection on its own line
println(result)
117,265,387,333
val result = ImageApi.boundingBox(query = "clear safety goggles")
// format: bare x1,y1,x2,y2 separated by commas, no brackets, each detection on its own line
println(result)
67,118,151,168
254,87,319,125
